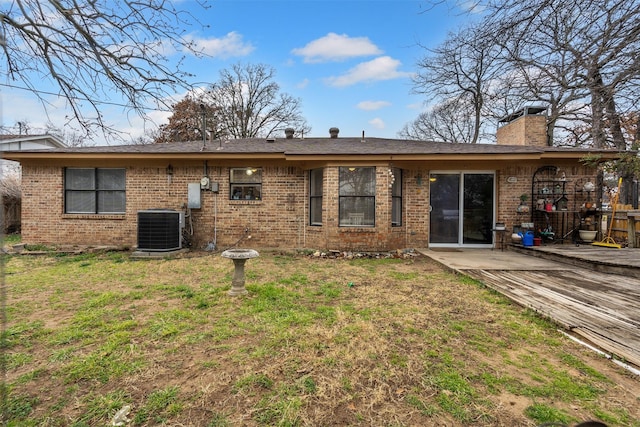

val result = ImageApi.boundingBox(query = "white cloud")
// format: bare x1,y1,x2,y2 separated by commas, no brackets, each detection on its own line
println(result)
325,56,413,87
292,33,382,63
296,78,310,89
188,32,254,58
459,1,486,14
369,118,385,130
357,100,391,111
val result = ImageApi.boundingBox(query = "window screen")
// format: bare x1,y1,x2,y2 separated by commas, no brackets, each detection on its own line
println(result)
65,168,126,214
339,167,375,226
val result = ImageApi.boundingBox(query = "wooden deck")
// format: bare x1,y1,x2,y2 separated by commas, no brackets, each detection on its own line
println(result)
423,247,640,368
514,245,640,278
467,268,640,367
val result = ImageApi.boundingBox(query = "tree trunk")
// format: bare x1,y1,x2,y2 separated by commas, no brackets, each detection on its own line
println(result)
604,90,626,150
588,68,607,149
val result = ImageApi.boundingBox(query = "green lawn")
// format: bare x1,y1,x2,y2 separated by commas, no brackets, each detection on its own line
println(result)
1,248,638,426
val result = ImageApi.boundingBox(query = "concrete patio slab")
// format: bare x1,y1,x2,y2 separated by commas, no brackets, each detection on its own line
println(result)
420,248,569,271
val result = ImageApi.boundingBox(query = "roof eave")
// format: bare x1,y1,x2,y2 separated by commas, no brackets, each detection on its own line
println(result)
539,151,621,160
1,152,287,161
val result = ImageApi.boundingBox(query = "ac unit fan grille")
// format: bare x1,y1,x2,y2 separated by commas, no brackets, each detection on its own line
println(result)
137,210,181,251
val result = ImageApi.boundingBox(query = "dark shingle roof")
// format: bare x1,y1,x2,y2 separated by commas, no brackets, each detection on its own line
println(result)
1,136,619,160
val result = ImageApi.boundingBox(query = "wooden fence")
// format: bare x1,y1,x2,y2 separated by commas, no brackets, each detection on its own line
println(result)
607,206,640,247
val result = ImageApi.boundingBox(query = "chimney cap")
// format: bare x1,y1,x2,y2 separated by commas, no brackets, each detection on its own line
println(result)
498,106,547,124
329,127,339,138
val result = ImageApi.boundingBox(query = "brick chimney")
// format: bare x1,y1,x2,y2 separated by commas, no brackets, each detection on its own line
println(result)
496,106,548,147
284,128,294,139
329,127,339,138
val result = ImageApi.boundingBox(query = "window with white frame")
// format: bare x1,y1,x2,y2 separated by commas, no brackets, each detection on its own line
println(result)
339,167,375,226
309,168,323,225
64,168,126,214
230,168,262,200
391,168,402,226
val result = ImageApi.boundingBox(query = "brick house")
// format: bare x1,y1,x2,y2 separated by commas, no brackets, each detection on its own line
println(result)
2,109,619,251
1,133,66,233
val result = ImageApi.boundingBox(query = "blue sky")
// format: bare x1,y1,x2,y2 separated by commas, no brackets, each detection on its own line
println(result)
1,0,471,143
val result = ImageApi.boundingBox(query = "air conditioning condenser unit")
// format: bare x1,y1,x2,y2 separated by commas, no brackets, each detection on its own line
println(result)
137,209,182,251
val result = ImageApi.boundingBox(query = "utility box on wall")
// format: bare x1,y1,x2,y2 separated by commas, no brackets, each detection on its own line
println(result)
188,183,201,209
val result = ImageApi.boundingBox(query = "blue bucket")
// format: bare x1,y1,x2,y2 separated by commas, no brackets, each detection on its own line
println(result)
522,231,534,247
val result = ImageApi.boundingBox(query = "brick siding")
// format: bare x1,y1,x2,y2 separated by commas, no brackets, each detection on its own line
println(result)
21,163,429,251
497,115,548,147
19,160,595,251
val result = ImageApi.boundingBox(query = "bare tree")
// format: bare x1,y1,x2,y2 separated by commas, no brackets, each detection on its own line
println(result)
131,128,161,145
411,24,501,143
0,0,208,136
203,63,310,139
399,98,478,143
486,0,640,149
44,123,92,147
486,52,588,147
417,0,640,150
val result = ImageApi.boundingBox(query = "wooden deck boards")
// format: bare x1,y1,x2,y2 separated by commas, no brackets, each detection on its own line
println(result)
466,267,640,367
514,245,640,278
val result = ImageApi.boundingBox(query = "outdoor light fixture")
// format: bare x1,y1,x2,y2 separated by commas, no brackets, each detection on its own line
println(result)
166,164,173,175
246,168,257,175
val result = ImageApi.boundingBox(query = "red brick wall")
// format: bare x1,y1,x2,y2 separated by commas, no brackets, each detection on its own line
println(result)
19,160,595,251
21,163,421,251
497,115,548,147
293,166,425,251
496,163,598,232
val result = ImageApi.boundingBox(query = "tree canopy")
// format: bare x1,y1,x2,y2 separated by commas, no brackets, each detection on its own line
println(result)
410,0,640,149
0,0,207,137
155,63,310,142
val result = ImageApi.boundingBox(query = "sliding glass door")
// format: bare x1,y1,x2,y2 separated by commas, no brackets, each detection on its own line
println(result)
429,172,495,247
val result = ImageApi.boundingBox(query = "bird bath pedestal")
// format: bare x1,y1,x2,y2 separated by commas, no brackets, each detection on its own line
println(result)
221,249,259,296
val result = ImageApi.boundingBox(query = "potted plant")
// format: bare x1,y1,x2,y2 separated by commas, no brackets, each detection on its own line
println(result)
517,193,529,213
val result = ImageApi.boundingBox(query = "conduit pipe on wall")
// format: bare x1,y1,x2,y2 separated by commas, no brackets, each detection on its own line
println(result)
203,160,218,251
213,191,218,250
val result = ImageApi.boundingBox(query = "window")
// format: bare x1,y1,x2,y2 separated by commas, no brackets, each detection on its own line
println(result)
339,167,375,226
309,168,323,225
230,168,262,200
65,168,126,214
391,168,402,226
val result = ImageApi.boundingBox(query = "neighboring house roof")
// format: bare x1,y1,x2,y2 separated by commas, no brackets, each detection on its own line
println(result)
1,137,620,162
0,134,66,151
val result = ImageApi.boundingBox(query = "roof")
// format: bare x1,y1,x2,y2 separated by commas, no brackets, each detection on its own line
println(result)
1,136,620,162
0,134,66,151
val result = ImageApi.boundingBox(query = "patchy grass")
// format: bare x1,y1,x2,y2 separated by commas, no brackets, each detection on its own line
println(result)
1,250,639,426
1,233,21,247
